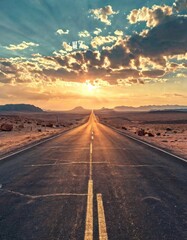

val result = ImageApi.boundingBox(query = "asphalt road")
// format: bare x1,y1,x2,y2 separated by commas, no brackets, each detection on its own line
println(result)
0,112,186,240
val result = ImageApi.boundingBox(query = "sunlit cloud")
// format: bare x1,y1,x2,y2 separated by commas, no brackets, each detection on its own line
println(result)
127,5,173,27
78,30,90,38
62,42,73,52
56,29,69,35
5,41,39,51
89,5,119,25
91,36,117,48
114,30,123,36
93,28,102,35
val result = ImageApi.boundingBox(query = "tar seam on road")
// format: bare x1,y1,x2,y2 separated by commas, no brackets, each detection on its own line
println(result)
24,162,109,167
97,194,108,240
0,189,87,199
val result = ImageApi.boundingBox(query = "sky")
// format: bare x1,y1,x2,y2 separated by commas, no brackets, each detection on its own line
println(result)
0,0,187,110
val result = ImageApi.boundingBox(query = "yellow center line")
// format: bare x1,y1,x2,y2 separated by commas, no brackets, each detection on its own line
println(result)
90,141,93,180
84,180,93,240
97,194,108,240
84,120,94,239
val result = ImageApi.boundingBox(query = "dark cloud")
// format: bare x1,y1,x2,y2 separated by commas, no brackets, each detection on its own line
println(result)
84,50,101,66
0,60,17,74
173,0,187,12
142,69,165,78
128,16,187,57
42,67,79,81
113,69,140,78
0,72,12,83
101,43,134,68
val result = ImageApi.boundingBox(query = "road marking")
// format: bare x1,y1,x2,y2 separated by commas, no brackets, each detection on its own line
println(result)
90,143,93,154
90,142,93,180
84,180,93,240
97,194,108,240
91,135,94,140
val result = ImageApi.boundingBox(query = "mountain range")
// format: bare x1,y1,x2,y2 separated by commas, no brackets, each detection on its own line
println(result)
114,105,187,112
0,104,186,113
0,104,43,112
69,105,187,112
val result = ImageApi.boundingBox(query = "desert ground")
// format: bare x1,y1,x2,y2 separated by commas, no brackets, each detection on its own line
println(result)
96,110,187,159
0,112,89,157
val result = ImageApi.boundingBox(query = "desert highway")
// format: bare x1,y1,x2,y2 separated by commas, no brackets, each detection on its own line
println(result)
0,112,186,240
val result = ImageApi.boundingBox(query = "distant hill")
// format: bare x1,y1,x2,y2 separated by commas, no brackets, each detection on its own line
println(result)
150,109,187,113
100,107,112,111
95,107,114,113
114,105,187,112
69,106,91,113
0,104,43,112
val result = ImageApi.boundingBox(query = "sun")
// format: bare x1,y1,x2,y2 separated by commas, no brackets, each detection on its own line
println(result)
85,81,96,93
87,83,95,92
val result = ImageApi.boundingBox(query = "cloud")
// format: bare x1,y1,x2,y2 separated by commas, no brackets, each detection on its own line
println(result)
0,71,12,83
117,78,144,86
163,93,187,98
108,69,140,80
176,73,186,77
127,16,187,57
127,5,173,27
173,0,187,12
62,42,73,52
56,29,69,35
79,41,89,50
101,41,133,69
114,30,123,36
90,5,118,25
142,69,165,78
5,41,39,51
32,53,42,57
93,28,102,35
0,60,17,75
78,30,90,38
91,36,117,48
1,11,187,87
